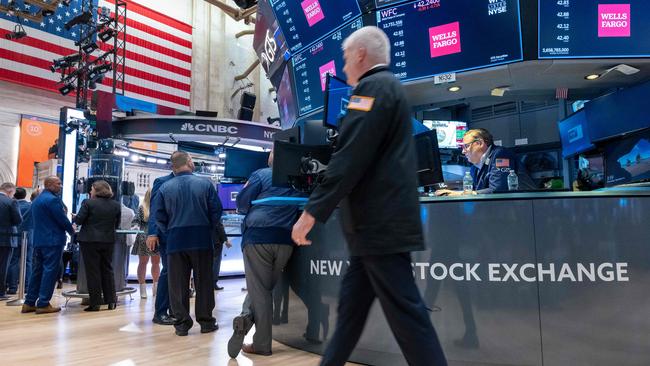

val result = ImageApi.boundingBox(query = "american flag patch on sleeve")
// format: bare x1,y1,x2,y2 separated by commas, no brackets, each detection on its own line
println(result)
495,158,511,168
347,95,375,112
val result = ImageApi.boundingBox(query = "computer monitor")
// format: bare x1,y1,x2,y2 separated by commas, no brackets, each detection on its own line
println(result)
218,183,244,210
414,130,444,187
301,120,329,145
323,74,351,130
223,148,270,180
272,140,333,190
605,127,650,186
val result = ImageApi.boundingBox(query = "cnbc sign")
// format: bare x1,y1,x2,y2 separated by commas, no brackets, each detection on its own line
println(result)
180,122,238,134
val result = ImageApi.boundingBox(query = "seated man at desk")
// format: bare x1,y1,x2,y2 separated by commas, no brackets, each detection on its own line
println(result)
436,128,533,196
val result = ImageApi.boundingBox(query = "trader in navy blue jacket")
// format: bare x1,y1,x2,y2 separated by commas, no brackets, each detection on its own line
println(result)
23,176,74,314
155,151,223,336
0,182,21,301
436,128,534,196
227,151,302,358
146,171,176,325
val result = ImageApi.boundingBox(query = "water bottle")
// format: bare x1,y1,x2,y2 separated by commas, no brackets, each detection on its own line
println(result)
462,171,473,193
507,169,519,191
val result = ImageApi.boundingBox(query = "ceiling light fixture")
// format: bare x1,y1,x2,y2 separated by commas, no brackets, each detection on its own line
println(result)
585,74,600,80
448,86,461,92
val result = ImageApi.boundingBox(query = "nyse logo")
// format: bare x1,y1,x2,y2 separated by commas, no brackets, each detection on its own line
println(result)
488,0,507,15
180,123,238,135
261,29,278,72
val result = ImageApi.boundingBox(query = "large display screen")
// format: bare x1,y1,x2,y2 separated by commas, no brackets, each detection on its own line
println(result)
373,0,523,82
539,1,650,58
270,0,362,53
276,65,298,129
423,120,468,149
605,128,650,186
292,18,364,116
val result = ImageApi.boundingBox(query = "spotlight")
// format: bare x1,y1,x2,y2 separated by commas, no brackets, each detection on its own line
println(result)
585,74,600,80
156,159,167,165
145,157,157,163
448,86,461,92
98,29,116,43
64,11,93,31
82,42,99,54
5,24,27,40
59,83,75,96
51,53,81,72
88,64,112,81
234,0,257,9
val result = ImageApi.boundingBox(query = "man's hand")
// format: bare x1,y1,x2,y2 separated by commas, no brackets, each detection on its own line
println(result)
146,235,159,251
434,189,465,197
292,211,316,246
225,240,232,249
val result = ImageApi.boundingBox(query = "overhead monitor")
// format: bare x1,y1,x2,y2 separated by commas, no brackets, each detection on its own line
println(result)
605,128,650,186
270,0,362,53
422,120,468,149
276,64,298,129
414,130,444,187
291,18,363,116
374,0,409,9
539,0,650,58
558,111,596,158
224,148,270,180
372,0,523,82
323,73,351,130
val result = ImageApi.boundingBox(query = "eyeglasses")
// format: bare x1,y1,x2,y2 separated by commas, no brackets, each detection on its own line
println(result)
461,139,481,152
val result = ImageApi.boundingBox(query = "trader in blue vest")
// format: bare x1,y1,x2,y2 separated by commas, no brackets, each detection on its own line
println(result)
22,176,74,314
146,171,176,325
436,128,534,196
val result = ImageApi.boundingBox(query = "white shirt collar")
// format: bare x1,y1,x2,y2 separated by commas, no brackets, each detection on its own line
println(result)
475,145,492,169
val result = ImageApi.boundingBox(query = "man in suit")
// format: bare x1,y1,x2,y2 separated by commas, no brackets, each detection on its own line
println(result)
146,172,176,325
7,187,33,294
154,151,222,336
0,182,21,301
291,27,447,366
22,176,74,314
435,128,535,196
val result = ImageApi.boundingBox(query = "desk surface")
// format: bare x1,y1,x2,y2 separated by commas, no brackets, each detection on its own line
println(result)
420,187,650,203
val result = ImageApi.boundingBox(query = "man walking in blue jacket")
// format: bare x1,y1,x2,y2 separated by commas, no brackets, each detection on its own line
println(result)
228,151,302,357
155,151,223,336
23,176,74,314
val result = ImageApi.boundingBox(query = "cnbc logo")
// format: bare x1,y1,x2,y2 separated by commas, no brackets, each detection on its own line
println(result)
180,122,238,134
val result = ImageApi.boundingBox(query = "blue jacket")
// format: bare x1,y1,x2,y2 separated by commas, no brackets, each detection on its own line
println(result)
236,168,302,246
147,173,174,240
0,192,22,247
471,146,535,194
17,200,33,232
31,190,74,247
154,172,223,254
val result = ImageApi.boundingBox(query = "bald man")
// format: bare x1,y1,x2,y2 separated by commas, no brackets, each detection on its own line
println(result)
23,176,74,314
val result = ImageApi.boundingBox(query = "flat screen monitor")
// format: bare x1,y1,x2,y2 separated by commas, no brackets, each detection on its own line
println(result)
224,148,270,180
323,73,351,130
291,18,363,116
605,128,650,186
539,0,650,58
218,183,244,210
414,130,444,187
270,0,362,53
423,120,467,149
276,64,298,129
372,0,523,82
558,111,595,158
272,140,333,188
301,120,329,145
178,141,217,156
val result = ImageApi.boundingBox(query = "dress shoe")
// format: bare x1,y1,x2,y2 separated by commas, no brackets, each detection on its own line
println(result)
107,302,117,310
175,328,189,336
21,304,37,313
228,315,254,358
152,314,176,325
35,305,61,314
241,343,271,356
200,324,219,333
84,305,101,312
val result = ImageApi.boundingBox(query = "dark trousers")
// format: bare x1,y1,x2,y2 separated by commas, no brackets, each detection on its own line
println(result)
0,246,12,296
213,243,223,285
79,242,116,306
25,245,63,307
320,253,448,366
154,243,171,318
168,249,215,331
7,241,33,292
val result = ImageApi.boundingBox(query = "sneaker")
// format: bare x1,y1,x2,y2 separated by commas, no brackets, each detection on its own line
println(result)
152,314,176,325
35,305,61,314
228,315,253,358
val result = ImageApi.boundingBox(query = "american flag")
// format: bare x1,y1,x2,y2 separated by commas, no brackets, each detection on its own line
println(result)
555,87,568,100
0,0,192,111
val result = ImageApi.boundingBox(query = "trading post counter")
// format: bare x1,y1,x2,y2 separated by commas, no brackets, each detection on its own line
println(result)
271,189,650,366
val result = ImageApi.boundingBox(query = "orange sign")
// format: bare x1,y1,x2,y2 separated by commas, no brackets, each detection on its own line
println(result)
16,116,59,188
130,141,158,152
